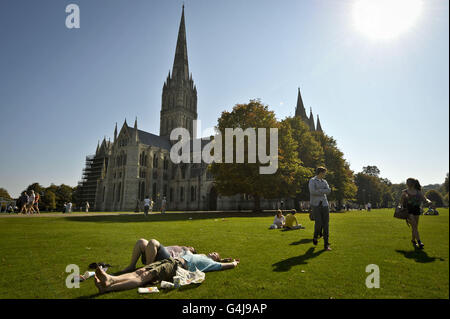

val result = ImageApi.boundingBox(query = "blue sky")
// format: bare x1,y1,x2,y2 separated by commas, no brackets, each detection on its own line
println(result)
0,0,448,198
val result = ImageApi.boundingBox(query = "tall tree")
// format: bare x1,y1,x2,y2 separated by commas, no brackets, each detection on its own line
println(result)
425,189,444,207
362,165,381,177
354,173,383,206
0,188,12,199
313,132,357,208
210,100,307,212
41,190,56,211
26,183,45,195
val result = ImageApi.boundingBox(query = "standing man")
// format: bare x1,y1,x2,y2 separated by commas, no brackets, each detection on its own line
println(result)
85,201,90,213
161,196,167,214
309,167,332,251
143,196,151,217
66,201,73,214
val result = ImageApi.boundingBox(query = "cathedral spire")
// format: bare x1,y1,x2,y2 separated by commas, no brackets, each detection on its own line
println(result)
308,107,316,131
172,5,189,81
295,87,307,120
160,5,197,138
316,115,323,132
114,122,117,142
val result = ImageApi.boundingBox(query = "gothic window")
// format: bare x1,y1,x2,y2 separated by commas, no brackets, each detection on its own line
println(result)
102,186,106,203
190,186,195,202
140,182,145,201
180,187,184,202
152,183,157,200
112,184,115,202
163,184,167,198
117,183,121,203
153,155,158,168
169,188,173,203
163,157,169,170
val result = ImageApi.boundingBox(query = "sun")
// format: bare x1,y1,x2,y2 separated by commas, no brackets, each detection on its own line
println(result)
352,0,423,40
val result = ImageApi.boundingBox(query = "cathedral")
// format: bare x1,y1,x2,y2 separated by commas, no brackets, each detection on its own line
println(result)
77,6,323,212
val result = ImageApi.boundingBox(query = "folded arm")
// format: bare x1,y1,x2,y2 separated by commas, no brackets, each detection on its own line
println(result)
309,179,331,195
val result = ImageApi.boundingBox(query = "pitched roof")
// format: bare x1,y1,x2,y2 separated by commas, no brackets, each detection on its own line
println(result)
126,126,172,150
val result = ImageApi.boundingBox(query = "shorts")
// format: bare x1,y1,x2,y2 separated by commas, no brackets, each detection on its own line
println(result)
136,258,183,284
407,205,421,216
141,244,171,264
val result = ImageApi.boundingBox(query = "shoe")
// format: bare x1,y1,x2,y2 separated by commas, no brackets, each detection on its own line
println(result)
324,244,332,251
417,241,424,249
313,238,318,246
411,240,418,249
89,262,112,269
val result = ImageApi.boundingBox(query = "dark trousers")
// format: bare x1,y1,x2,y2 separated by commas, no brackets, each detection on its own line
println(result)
312,205,330,244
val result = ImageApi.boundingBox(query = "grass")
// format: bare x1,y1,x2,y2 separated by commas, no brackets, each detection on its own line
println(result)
0,209,448,299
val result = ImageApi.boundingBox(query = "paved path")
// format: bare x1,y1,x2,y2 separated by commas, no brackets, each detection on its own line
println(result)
0,210,270,218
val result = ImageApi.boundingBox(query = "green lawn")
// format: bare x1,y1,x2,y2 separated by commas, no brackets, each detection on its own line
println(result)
0,209,448,299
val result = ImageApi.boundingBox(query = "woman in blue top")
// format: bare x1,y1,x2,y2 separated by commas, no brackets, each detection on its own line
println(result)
181,251,239,272
400,178,433,249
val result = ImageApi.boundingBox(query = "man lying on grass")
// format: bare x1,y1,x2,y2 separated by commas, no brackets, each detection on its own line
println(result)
95,251,240,293
121,238,196,273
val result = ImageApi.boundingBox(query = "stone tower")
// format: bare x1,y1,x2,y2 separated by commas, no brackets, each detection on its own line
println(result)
160,5,198,138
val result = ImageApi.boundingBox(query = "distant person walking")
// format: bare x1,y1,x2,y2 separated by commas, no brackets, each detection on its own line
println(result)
18,192,29,214
85,201,90,213
400,178,433,249
309,167,332,251
27,190,36,214
161,196,167,214
33,193,40,214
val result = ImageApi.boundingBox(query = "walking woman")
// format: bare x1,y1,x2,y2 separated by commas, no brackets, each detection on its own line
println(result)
400,178,433,249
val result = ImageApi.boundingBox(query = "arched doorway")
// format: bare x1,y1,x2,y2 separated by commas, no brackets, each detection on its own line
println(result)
208,187,218,211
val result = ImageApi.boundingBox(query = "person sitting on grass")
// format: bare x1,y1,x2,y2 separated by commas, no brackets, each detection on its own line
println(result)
94,251,239,293
270,210,285,229
121,238,196,273
284,209,304,230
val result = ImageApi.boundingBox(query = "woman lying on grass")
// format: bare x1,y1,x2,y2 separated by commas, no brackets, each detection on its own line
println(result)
95,251,239,293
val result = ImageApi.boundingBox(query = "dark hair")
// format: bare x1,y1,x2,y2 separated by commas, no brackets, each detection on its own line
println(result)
291,209,296,214
316,167,327,175
406,178,421,191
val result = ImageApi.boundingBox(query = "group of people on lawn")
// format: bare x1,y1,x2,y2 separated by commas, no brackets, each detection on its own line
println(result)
92,166,433,294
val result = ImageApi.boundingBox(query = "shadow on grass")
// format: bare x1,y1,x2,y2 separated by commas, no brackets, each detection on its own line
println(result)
272,247,325,272
290,239,313,246
395,249,445,263
76,282,201,299
63,211,276,223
